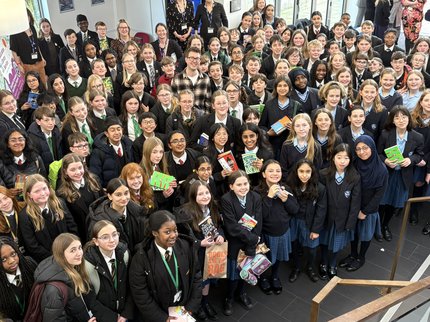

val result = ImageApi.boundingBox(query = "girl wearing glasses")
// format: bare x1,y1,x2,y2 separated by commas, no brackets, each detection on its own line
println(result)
84,220,133,322
114,52,138,108
17,71,46,128
57,153,102,242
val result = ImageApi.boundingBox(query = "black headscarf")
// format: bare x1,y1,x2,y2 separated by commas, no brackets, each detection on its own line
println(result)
288,67,309,94
354,135,388,189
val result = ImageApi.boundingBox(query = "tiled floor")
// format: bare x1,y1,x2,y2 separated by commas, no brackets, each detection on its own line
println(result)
207,210,430,322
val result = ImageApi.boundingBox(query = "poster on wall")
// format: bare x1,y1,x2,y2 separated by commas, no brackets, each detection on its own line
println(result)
59,0,74,13
91,0,105,5
0,38,25,98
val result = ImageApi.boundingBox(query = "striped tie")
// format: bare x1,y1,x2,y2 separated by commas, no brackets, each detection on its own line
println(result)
110,259,117,289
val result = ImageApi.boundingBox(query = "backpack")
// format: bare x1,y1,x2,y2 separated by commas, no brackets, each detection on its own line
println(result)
24,281,69,322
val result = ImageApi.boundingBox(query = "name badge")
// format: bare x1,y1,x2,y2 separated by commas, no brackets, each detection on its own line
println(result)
31,53,39,60
208,27,214,34
181,24,187,30
174,290,182,303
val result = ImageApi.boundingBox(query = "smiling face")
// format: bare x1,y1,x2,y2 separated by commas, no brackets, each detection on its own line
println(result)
230,175,250,198
407,73,423,91
1,245,19,274
92,61,107,77
213,95,229,117
292,33,305,47
196,184,211,207
7,131,26,156
393,111,409,130
36,115,55,133
242,129,258,150
28,181,50,208
70,103,88,123
315,64,327,81
360,84,378,105
108,184,130,209
40,21,51,36
293,117,311,139
64,240,83,266
52,77,65,95
314,111,331,132
105,124,123,145
337,71,351,87
355,142,371,161
276,80,290,97
65,161,84,183
213,127,228,148
90,95,107,112
168,132,186,155
156,25,167,40
334,151,350,172
326,88,341,108
0,192,13,214
196,162,212,181
420,93,430,115
381,73,395,91
262,162,282,185
153,220,178,249
348,109,365,128
179,93,193,114
141,118,157,135
94,224,119,253
297,162,312,185
85,44,97,59
0,95,17,114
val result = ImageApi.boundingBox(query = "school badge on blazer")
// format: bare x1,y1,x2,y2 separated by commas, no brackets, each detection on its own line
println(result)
344,191,351,198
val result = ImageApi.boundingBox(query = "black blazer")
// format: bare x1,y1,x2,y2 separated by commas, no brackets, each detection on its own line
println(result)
305,24,330,41
290,87,321,115
351,68,373,91
374,44,404,67
0,112,25,133
151,39,183,63
319,168,361,232
38,34,65,75
261,55,276,80
76,30,99,50
59,45,84,75
189,113,242,151
295,183,327,233
338,126,374,159
136,60,163,93
377,128,424,189
221,190,262,259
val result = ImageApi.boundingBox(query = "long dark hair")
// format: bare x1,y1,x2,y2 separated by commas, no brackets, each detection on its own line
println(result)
0,237,37,320
0,128,38,165
236,122,273,155
326,143,359,183
287,159,319,200
47,73,70,103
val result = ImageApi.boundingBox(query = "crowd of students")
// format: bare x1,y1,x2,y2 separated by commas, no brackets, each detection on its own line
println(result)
1,1,430,321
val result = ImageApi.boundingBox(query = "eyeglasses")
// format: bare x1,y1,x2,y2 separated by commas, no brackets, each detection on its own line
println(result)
97,232,120,241
187,56,201,61
123,60,135,64
198,167,212,172
142,120,155,125
170,138,186,144
72,143,89,150
226,89,239,94
9,137,25,143
92,84,103,89
355,146,369,153
119,26,129,30
158,93,171,97
27,78,38,83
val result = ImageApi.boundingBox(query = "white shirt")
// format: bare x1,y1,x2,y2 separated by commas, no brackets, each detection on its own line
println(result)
111,143,123,156
93,109,106,119
172,151,187,165
77,119,89,133
14,153,25,165
245,146,259,154
127,114,138,141
72,178,85,189
229,102,244,123
101,251,117,275
68,76,83,88
155,242,173,260
215,114,227,126
6,268,21,285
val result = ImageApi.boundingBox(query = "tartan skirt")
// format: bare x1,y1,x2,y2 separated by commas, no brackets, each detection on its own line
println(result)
320,224,354,253
357,212,381,242
263,229,292,264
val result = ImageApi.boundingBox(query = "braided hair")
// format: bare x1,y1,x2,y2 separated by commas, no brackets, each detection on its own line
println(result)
0,237,37,320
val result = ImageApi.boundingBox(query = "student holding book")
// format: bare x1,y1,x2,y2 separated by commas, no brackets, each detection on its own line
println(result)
259,76,303,160
255,160,299,294
17,71,46,128
287,159,327,283
174,181,225,321
221,170,262,316
377,105,424,241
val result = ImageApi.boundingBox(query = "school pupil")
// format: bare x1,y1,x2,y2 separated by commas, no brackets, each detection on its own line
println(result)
287,159,327,283
57,153,102,242
17,71,46,128
288,67,322,115
402,70,425,112
339,136,388,271
128,72,156,111
378,68,403,111
129,211,202,321
309,60,328,89
254,160,298,294
87,89,117,136
318,143,361,279
152,84,178,134
118,90,144,142
84,220,133,321
0,237,37,321
225,81,249,122
280,113,322,179
315,81,349,131
221,171,262,316
19,174,77,263
32,233,100,321
377,106,424,241
334,67,357,110
174,181,225,321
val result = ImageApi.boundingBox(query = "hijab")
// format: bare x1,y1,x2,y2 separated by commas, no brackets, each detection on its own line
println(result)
354,135,388,189
288,67,309,94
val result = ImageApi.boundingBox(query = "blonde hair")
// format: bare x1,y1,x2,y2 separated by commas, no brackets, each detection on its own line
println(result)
286,113,316,160
62,96,90,134
411,89,430,127
319,81,347,102
121,53,137,85
23,174,64,231
355,79,384,113
84,74,106,104
52,233,90,296
140,137,169,177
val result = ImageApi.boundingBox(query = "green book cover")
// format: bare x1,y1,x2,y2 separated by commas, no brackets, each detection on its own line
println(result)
103,77,114,94
384,145,404,163
149,171,175,190
249,104,265,114
242,153,259,174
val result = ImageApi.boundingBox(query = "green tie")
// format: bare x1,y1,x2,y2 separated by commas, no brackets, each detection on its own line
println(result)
231,109,237,118
59,99,66,114
82,124,94,146
101,114,106,120
47,136,54,158
132,115,142,137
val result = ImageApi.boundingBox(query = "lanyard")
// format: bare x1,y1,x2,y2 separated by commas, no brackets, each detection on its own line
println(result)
161,251,179,291
28,34,37,54
4,212,18,241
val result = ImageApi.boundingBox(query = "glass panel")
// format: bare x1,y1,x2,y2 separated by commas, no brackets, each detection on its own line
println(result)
327,0,344,28
298,0,312,21
279,0,295,25
314,0,329,25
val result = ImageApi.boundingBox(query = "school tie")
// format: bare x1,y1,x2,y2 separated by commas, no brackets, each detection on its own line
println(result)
17,159,23,165
239,198,246,209
109,259,117,289
165,249,171,262
81,124,93,146
73,81,78,88
83,33,88,42
110,68,117,82
231,109,237,118
47,136,54,158
132,115,142,137
12,114,25,130
117,147,122,157
335,174,344,185
178,159,184,165
160,47,165,58
149,64,156,86
14,275,22,288
59,99,66,114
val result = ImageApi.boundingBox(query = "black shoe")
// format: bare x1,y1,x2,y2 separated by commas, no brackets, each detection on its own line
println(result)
259,277,272,294
375,233,383,242
203,302,218,321
238,293,253,310
422,223,430,235
271,278,283,295
328,266,337,279
306,266,319,282
339,255,355,268
223,298,234,316
289,269,300,283
382,226,392,241
409,212,418,225
319,264,329,280
195,306,208,321
346,258,365,272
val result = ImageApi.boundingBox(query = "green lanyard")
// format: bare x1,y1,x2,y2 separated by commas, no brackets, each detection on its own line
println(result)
161,251,179,291
14,294,24,315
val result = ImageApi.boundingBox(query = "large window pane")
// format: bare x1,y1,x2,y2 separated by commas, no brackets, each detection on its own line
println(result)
297,0,312,21
279,0,295,25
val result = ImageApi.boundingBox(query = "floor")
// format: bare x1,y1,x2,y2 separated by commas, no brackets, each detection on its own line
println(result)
207,207,430,322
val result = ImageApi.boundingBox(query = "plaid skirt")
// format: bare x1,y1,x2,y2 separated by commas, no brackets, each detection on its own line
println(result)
290,217,319,248
320,224,354,253
357,212,381,242
263,229,292,264
227,258,241,281
381,170,408,208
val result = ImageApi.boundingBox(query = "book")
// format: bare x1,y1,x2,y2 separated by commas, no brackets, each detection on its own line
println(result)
242,153,260,174
270,115,292,135
249,103,265,114
102,77,114,94
15,174,26,190
149,171,175,190
384,145,405,164
198,216,220,242
168,306,196,322
238,213,257,231
217,151,239,172
27,92,39,109
197,133,209,147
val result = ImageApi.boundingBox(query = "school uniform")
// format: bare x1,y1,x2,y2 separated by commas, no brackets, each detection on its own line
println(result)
132,132,167,163
280,141,323,180
338,126,374,159
236,146,274,187
379,89,403,112
203,145,232,197
59,45,83,75
362,106,389,143
373,44,404,67
312,106,349,131
61,120,96,155
315,134,343,169
165,148,202,183
305,24,330,41
221,190,262,280
150,101,171,134
136,60,162,94
88,107,117,135
76,30,100,51
165,110,204,140
290,87,321,116
39,34,65,75
261,56,277,80
351,68,373,91
247,91,272,106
